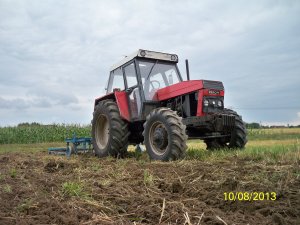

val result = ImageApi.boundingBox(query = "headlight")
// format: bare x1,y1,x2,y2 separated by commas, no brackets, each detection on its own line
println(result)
217,100,222,107
204,99,209,107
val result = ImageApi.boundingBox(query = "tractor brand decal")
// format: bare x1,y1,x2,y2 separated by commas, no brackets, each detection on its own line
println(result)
208,90,220,95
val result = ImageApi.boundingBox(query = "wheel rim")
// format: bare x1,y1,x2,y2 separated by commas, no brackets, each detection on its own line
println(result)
149,121,168,155
95,114,109,149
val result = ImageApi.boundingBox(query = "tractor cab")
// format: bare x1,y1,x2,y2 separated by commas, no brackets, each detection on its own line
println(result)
105,50,182,120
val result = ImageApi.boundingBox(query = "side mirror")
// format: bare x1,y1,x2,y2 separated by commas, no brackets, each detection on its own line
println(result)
125,84,138,94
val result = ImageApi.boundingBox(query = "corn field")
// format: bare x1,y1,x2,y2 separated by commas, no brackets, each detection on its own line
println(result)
0,123,91,144
0,123,299,144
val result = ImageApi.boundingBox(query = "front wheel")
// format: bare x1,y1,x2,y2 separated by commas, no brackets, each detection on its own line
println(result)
205,108,247,150
143,108,187,161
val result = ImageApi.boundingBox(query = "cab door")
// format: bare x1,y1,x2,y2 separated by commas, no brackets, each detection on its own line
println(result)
123,62,141,120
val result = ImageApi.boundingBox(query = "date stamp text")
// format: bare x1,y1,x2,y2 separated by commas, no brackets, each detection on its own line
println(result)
224,192,277,201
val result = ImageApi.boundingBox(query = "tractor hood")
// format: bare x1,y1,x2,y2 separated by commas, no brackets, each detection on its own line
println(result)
156,80,224,101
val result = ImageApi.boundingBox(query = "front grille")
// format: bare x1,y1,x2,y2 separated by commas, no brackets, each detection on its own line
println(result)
222,114,235,128
203,80,224,90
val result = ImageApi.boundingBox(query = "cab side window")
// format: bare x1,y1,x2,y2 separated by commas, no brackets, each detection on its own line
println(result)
124,63,138,88
107,68,125,93
124,62,140,119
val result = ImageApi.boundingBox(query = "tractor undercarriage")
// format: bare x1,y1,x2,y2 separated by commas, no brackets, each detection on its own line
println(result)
183,114,235,139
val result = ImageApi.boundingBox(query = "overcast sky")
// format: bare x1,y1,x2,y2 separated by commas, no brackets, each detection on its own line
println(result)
0,0,300,126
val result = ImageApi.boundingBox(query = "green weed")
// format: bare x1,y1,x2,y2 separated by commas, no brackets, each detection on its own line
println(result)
17,199,33,212
239,144,300,163
9,168,17,178
143,169,154,185
61,181,86,198
185,148,207,160
91,163,101,172
138,159,146,166
3,184,12,193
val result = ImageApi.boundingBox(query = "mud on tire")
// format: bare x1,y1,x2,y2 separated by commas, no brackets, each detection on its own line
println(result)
91,99,129,157
143,107,187,161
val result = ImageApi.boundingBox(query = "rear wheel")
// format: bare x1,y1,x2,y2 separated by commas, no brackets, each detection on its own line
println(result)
91,100,129,157
143,108,187,161
205,109,247,150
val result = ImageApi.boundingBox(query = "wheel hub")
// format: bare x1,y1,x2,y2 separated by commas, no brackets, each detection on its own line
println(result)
149,122,168,155
153,127,168,149
95,114,109,149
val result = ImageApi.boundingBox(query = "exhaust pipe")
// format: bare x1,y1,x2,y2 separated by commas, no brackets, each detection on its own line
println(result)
185,59,190,81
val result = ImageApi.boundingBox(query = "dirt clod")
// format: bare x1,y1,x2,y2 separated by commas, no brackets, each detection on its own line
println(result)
171,181,183,193
0,156,9,163
272,213,286,225
44,160,65,173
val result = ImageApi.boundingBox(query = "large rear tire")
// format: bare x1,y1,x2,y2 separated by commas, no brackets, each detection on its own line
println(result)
91,100,129,158
205,108,247,150
143,108,187,161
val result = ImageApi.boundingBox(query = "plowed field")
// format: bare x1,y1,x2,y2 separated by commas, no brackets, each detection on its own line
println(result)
0,144,299,225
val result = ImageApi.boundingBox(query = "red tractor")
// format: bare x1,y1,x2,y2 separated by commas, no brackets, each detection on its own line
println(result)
92,49,247,161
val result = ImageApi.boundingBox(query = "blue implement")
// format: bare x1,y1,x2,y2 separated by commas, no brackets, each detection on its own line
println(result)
48,134,92,157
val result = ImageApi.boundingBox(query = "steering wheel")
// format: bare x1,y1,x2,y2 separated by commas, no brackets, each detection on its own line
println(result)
150,80,160,90
147,80,160,100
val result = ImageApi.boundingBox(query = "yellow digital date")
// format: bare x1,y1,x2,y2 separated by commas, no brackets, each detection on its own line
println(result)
224,192,277,201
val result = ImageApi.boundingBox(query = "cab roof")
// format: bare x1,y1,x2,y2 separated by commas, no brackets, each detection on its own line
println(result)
110,49,178,71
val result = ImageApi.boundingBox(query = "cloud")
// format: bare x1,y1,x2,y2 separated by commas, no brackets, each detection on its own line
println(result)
0,95,77,110
26,87,78,105
0,97,29,109
294,112,300,125
0,0,300,125
261,111,300,126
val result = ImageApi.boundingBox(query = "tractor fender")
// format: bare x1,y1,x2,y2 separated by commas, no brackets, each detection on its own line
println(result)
94,91,130,121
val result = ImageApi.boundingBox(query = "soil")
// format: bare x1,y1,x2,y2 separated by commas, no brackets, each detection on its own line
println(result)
0,151,299,225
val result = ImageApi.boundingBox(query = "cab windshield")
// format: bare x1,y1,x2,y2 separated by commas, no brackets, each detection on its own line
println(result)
138,60,181,100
